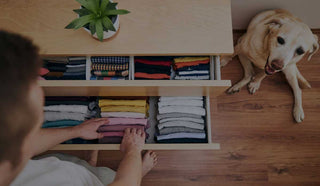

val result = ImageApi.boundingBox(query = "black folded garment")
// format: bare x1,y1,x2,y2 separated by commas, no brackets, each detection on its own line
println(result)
134,56,174,61
135,62,171,75
44,74,85,80
176,63,210,71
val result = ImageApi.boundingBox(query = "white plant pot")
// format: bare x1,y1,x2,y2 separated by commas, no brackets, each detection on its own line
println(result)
80,2,120,40
83,14,119,40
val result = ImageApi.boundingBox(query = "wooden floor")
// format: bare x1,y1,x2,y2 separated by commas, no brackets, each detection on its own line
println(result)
50,30,320,186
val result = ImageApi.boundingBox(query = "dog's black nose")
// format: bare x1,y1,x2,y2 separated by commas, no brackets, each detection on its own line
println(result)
271,59,284,70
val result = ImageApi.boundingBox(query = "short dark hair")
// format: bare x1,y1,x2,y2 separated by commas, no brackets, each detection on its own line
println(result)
0,30,41,165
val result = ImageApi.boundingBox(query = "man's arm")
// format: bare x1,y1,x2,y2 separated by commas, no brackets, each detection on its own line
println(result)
30,118,109,156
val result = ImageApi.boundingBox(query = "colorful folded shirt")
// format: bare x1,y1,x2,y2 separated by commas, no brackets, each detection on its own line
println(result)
102,118,148,126
134,72,170,79
42,120,83,128
91,56,129,64
91,63,129,71
158,127,205,135
156,138,207,143
174,60,210,69
174,57,210,63
134,59,172,66
177,63,210,71
98,124,146,132
157,112,203,120
158,99,204,107
157,121,205,130
44,105,89,114
158,105,206,116
100,106,147,114
99,99,146,107
100,112,146,118
159,117,204,124
92,70,129,77
135,62,171,75
174,75,210,80
156,132,206,140
177,70,209,75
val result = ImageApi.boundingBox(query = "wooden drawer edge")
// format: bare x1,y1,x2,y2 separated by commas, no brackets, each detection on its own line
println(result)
51,143,220,150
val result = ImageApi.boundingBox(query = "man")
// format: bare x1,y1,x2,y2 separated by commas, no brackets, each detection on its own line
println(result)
0,30,157,186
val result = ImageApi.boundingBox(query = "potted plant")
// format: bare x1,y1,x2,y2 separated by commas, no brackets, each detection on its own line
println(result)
65,0,130,41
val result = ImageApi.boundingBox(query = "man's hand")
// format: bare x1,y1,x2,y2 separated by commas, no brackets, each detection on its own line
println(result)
73,118,109,140
120,128,145,154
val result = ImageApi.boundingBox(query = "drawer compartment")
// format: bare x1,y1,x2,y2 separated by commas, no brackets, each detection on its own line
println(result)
39,56,230,97
51,96,219,150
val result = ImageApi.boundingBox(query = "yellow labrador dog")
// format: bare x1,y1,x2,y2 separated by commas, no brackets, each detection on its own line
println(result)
222,9,319,123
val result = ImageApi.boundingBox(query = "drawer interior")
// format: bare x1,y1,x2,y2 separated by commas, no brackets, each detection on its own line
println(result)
48,96,219,150
41,55,221,81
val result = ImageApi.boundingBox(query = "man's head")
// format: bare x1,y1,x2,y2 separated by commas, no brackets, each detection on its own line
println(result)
0,30,43,168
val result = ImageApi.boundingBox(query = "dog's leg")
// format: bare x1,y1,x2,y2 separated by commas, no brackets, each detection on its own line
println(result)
221,37,241,67
248,69,267,94
296,68,311,89
283,65,304,123
227,54,254,94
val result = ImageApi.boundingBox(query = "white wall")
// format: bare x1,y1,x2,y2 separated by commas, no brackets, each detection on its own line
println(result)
232,0,320,29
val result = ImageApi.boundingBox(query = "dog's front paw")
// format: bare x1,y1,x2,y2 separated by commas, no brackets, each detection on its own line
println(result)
248,81,260,94
293,106,304,123
227,85,241,94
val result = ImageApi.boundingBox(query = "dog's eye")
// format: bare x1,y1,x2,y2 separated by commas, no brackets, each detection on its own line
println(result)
296,47,305,55
277,37,285,45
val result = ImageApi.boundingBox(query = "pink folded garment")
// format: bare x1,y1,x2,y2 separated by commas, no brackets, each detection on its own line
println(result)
103,118,148,126
100,131,150,138
98,124,146,132
101,131,124,137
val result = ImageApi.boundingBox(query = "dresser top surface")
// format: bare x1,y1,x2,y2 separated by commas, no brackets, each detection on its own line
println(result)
0,0,233,55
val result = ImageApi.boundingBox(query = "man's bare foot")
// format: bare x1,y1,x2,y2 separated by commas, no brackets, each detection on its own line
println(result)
84,150,99,167
142,151,157,177
120,128,145,154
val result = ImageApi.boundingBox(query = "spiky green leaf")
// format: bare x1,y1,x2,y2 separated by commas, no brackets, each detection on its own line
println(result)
107,2,118,10
95,19,104,41
89,21,96,35
73,8,91,16
106,9,130,15
102,16,116,31
65,14,94,29
76,0,97,14
100,0,109,12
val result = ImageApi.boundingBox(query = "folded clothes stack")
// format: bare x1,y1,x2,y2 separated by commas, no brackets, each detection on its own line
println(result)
98,98,149,144
173,57,210,80
90,56,129,80
156,96,207,143
134,56,173,80
41,57,87,80
43,97,99,144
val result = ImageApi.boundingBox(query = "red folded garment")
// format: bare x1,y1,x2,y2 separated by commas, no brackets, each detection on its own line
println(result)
135,59,172,66
174,59,210,69
135,72,170,79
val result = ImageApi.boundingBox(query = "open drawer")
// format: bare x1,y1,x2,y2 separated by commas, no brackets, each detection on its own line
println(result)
51,96,220,150
39,56,231,97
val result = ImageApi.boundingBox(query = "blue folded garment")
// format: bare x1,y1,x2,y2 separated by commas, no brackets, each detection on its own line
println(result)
42,120,83,128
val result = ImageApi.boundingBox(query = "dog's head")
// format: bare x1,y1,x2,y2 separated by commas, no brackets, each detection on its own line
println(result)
264,18,319,75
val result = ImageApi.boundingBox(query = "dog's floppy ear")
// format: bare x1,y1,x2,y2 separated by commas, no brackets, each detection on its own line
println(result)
308,34,319,61
265,19,283,29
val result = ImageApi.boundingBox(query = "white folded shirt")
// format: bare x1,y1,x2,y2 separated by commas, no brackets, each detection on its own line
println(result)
156,132,206,140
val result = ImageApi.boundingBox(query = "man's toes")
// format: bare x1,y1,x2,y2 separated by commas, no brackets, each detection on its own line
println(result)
130,128,136,134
